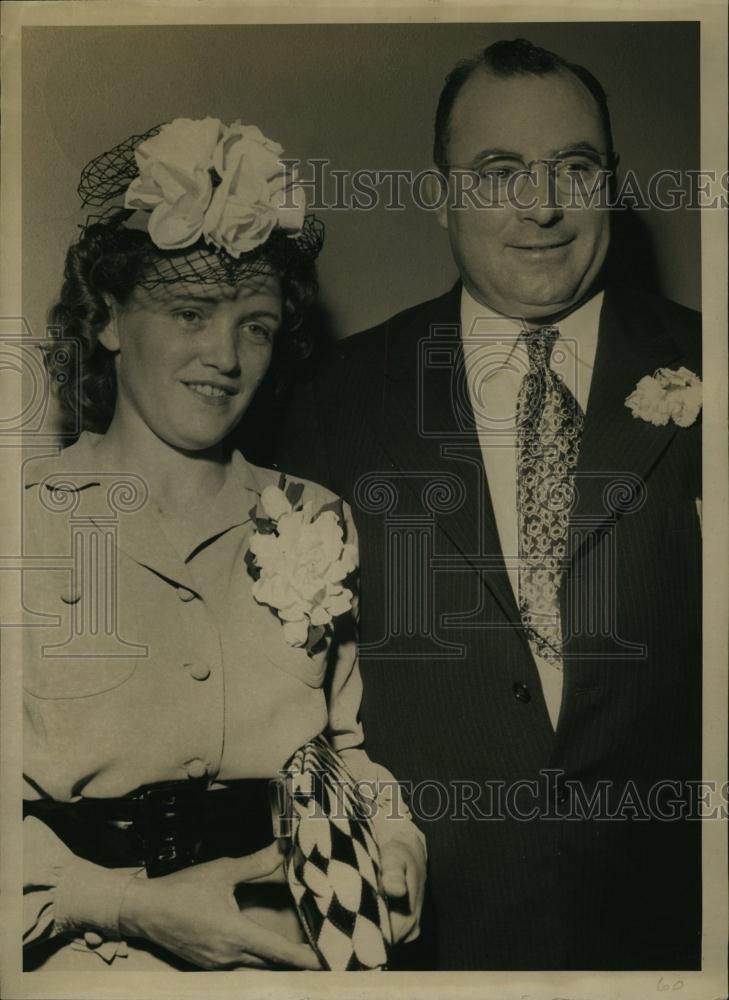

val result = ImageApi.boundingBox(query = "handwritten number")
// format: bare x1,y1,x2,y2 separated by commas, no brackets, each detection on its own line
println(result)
657,977,684,992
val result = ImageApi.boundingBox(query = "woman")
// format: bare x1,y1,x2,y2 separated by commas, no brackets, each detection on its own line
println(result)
22,118,425,972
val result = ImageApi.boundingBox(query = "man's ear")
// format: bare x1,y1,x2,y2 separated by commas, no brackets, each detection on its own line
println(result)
611,153,621,188
426,169,450,231
98,295,120,352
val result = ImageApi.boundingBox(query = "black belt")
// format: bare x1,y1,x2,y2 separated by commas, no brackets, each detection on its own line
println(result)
24,778,281,878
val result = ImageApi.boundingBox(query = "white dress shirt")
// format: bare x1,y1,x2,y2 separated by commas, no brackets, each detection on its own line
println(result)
460,287,603,728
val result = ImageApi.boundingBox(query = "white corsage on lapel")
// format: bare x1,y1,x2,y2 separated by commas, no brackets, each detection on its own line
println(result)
245,476,357,655
625,366,701,428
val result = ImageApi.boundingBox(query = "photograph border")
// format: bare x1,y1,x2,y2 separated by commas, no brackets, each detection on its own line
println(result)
1,3,726,998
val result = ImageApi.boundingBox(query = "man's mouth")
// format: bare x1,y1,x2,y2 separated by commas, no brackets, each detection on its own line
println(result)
508,238,574,254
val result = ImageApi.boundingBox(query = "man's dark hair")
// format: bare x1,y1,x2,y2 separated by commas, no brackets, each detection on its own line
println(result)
433,37,615,172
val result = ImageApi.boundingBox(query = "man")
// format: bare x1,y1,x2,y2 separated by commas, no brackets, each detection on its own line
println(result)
277,39,701,970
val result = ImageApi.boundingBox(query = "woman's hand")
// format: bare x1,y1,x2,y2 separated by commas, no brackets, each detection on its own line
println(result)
119,842,320,970
380,836,427,944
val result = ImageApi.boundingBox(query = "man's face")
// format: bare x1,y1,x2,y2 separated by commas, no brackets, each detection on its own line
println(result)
438,68,611,319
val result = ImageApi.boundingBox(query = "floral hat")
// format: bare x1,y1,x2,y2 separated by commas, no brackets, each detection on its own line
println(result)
77,117,324,287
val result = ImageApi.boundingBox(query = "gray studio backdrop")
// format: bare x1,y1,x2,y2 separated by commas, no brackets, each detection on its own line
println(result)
23,21,699,359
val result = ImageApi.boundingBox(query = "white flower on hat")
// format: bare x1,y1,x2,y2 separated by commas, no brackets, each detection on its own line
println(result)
206,124,287,257
124,117,222,250
123,117,306,256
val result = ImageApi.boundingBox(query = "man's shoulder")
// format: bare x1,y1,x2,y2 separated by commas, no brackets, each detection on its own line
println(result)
319,286,460,371
607,284,701,368
350,286,460,341
617,284,699,325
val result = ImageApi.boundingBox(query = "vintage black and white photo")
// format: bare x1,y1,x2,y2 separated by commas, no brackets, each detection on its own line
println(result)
1,4,726,998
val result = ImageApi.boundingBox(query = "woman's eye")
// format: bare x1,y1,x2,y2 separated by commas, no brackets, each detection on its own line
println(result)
174,309,203,325
241,322,272,342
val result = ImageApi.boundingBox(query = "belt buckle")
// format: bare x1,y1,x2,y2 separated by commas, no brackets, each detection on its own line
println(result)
139,781,206,877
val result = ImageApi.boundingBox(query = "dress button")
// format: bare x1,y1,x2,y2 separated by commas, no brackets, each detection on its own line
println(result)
185,759,208,780
177,586,197,603
60,588,82,605
512,681,531,703
84,931,103,948
188,663,211,681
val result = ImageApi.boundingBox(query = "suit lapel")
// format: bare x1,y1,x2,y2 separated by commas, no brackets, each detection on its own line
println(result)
567,285,685,564
368,283,689,643
372,285,524,634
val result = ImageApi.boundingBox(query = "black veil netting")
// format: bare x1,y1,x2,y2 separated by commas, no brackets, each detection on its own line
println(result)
75,123,324,288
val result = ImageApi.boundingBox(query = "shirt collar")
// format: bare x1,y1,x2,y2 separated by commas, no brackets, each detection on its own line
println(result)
460,285,604,374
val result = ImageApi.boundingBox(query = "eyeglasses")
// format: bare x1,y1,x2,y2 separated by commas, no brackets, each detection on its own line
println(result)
446,149,615,204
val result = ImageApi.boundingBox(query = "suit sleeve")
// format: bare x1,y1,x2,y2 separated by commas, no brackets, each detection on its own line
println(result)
324,505,427,863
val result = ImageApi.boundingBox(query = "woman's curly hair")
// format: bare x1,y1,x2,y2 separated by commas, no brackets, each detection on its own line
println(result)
45,212,319,437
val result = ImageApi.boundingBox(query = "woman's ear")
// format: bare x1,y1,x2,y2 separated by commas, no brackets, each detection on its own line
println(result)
98,295,120,352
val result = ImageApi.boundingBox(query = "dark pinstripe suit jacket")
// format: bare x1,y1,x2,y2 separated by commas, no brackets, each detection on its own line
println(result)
277,282,702,970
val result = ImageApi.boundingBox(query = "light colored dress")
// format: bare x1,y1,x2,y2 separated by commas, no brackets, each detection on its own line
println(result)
22,432,423,970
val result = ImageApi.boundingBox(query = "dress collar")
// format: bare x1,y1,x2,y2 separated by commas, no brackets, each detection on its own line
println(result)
27,432,266,578
160,449,264,562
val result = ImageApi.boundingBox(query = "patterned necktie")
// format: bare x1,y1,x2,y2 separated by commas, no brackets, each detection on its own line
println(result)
516,326,584,664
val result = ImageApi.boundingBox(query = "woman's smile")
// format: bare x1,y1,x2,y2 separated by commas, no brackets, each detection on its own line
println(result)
181,379,240,404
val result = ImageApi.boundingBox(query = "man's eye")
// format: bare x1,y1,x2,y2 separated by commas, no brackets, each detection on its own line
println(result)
479,164,521,181
559,158,597,175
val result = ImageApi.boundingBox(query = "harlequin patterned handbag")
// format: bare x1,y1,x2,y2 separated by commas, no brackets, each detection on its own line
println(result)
273,734,393,971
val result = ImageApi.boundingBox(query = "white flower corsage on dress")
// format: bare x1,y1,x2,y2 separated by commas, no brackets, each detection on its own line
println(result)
625,366,702,428
245,477,357,655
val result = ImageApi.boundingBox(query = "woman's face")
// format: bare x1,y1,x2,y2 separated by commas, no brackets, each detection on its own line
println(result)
102,272,282,451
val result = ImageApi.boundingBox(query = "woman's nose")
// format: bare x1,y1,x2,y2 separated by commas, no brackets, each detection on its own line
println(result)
200,317,241,375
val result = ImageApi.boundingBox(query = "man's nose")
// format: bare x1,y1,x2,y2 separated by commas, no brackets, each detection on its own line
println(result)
514,164,564,225
200,316,241,375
